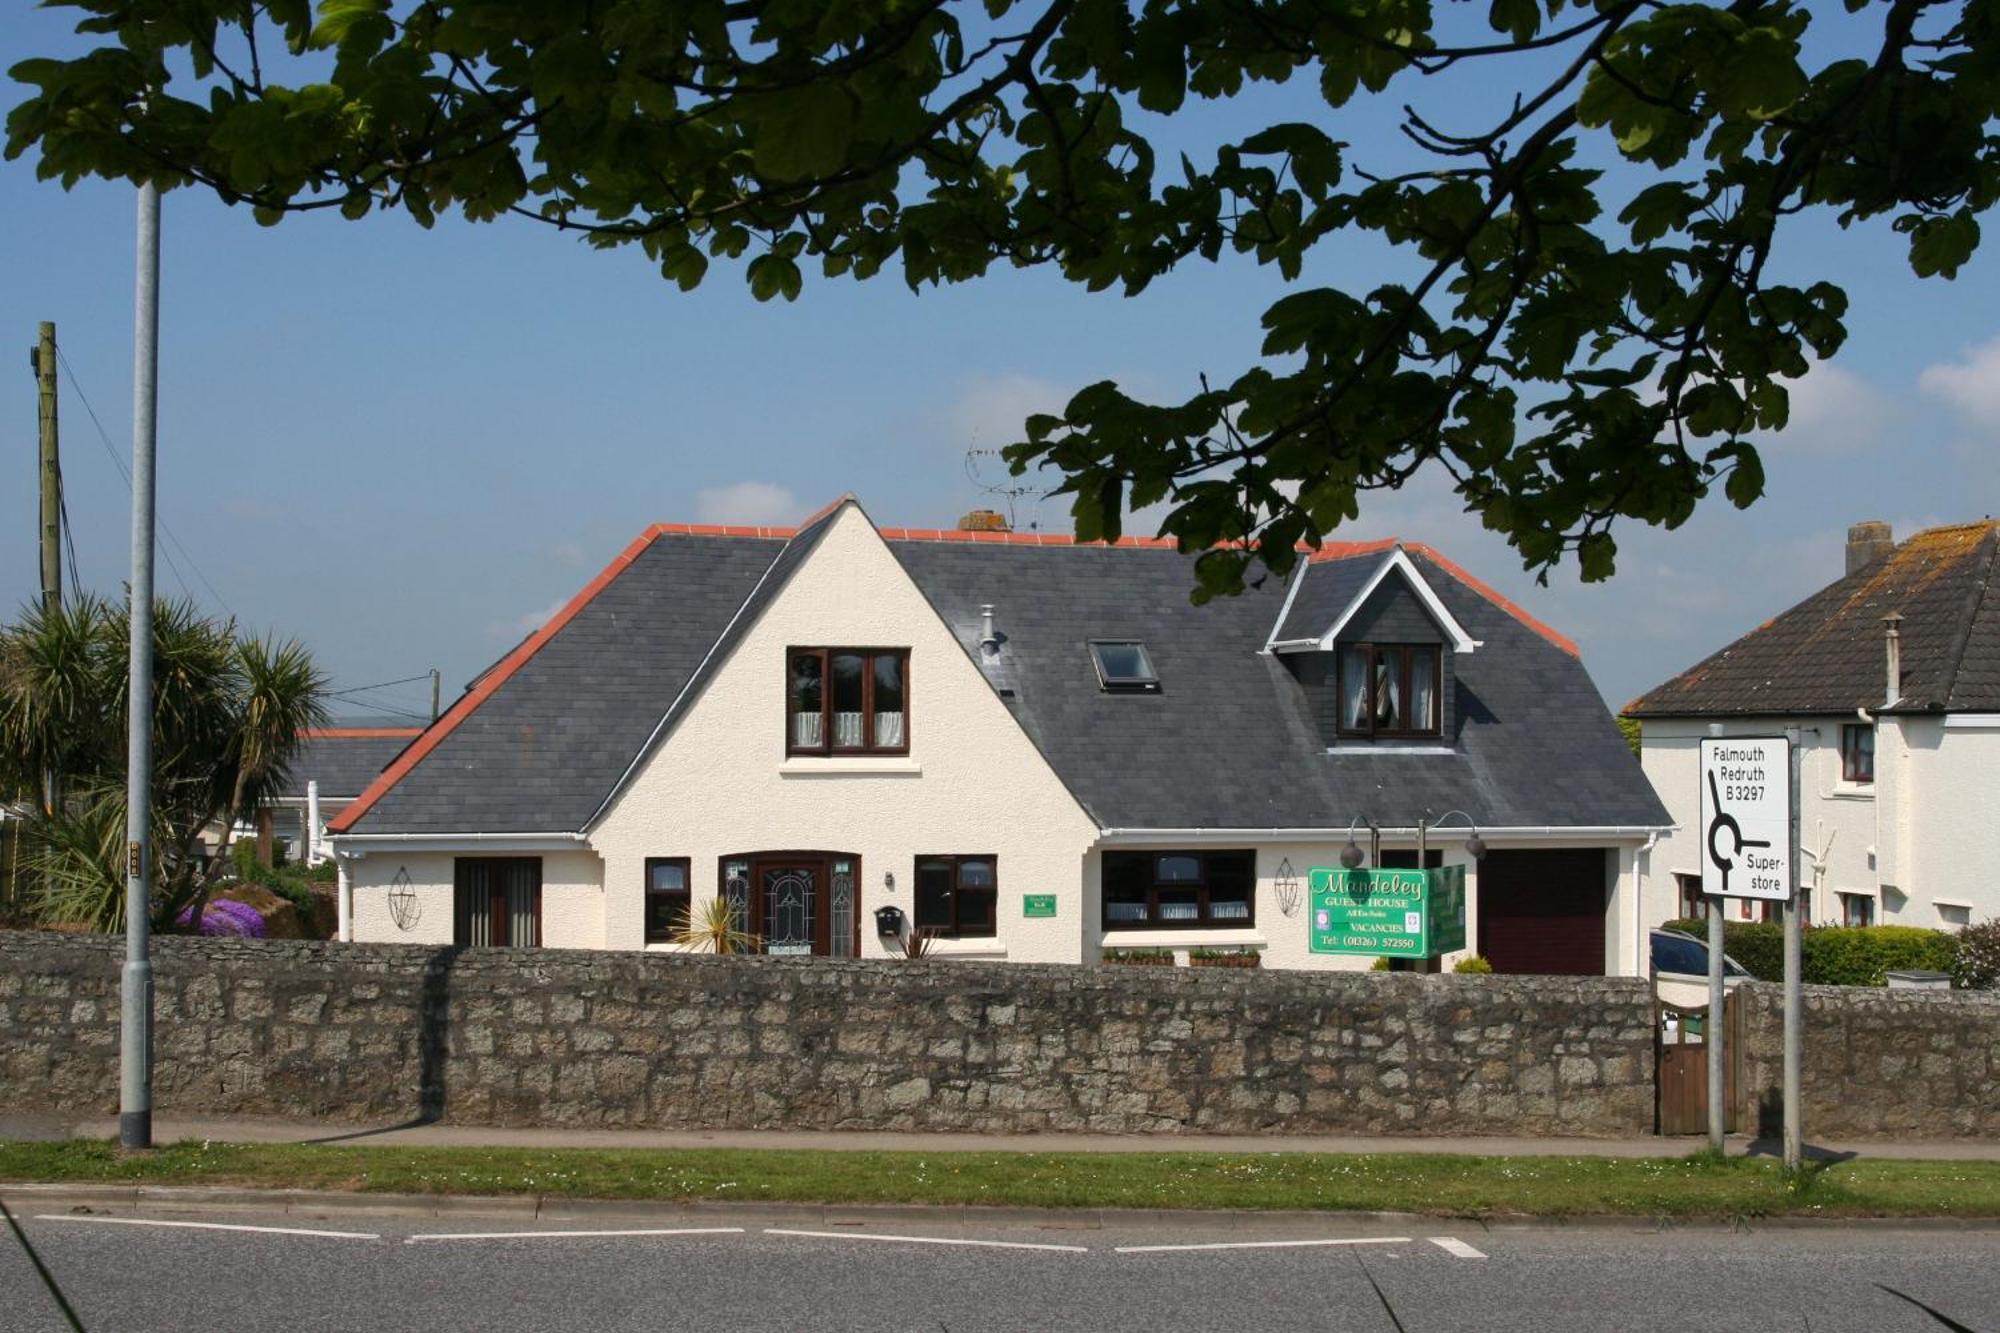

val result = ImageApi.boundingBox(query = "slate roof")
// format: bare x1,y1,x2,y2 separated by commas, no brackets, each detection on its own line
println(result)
1272,554,1377,644
1626,521,2000,718
334,501,1665,835
275,729,422,801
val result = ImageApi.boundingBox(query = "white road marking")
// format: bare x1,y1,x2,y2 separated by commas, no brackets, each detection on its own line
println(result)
1115,1236,1411,1254
32,1215,378,1241
764,1228,1089,1254
407,1226,744,1244
1429,1236,1487,1259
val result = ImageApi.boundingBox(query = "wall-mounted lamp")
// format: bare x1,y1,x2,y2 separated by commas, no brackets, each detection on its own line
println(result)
1338,815,1373,870
1424,809,1487,862
883,870,896,892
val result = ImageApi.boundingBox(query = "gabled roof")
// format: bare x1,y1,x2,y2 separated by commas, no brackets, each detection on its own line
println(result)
334,498,1660,836
1268,545,1480,654
1626,521,2000,718
275,728,423,802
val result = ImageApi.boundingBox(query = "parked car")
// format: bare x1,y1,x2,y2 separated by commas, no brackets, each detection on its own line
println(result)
1651,927,1752,1014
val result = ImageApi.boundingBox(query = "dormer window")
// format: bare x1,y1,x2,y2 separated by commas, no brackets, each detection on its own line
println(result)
1090,640,1159,692
1337,643,1440,738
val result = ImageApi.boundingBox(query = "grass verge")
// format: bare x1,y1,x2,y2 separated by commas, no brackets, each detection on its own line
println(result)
4,1141,1999,1219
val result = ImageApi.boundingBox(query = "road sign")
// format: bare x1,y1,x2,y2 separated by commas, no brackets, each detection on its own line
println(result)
1308,866,1466,957
1698,735,1793,900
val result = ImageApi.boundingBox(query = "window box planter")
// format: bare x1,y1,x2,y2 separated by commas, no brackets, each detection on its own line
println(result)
1188,948,1261,969
1102,948,1175,966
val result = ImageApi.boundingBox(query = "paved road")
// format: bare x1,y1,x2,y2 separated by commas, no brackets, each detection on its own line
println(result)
3,1205,1995,1332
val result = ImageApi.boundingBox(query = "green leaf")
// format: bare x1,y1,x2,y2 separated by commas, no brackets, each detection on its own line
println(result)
1908,212,1981,280
752,82,855,183
747,253,802,302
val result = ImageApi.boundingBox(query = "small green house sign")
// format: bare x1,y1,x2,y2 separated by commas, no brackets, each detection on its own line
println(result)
1308,866,1467,958
1022,894,1057,918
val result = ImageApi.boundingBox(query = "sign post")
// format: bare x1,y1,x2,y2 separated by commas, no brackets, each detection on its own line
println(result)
1697,735,1794,1158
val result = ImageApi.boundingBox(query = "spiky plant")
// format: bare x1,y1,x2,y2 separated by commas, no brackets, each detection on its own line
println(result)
671,895,762,955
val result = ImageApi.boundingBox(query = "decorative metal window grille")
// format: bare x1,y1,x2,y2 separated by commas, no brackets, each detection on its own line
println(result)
830,859,856,958
388,865,420,932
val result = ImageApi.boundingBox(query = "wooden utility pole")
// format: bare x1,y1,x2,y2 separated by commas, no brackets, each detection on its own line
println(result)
35,321,61,612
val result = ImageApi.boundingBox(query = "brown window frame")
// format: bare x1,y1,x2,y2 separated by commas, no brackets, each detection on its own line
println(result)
1840,892,1875,928
452,856,543,948
1101,850,1256,931
914,854,999,938
1335,642,1442,739
1840,723,1875,784
785,647,911,756
644,856,692,944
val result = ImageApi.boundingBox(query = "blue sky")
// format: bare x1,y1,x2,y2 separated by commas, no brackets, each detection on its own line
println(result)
3,6,1996,723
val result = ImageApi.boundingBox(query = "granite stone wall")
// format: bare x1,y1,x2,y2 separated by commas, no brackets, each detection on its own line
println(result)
0,933,1668,1136
1735,982,2000,1139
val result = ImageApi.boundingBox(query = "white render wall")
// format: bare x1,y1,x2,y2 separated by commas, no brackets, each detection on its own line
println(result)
1638,714,1999,929
587,505,1101,962
346,848,605,949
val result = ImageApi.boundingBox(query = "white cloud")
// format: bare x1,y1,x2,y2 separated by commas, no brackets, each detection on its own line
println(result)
693,481,805,526
1768,361,1890,455
1919,337,2000,426
486,595,569,642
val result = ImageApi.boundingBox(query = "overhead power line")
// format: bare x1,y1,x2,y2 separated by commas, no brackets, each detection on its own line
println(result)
54,347,231,618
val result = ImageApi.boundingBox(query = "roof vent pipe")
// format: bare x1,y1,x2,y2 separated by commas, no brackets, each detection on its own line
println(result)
1883,612,1902,709
979,603,999,655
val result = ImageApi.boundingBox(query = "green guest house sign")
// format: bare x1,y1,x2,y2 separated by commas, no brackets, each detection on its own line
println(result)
1308,866,1467,958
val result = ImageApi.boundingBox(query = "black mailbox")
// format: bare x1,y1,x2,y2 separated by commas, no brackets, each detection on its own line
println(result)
874,905,906,937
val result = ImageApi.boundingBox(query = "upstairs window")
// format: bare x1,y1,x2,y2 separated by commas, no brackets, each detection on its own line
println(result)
1337,643,1440,738
1090,640,1159,692
1102,850,1255,929
915,855,998,937
1841,723,1875,784
789,648,908,754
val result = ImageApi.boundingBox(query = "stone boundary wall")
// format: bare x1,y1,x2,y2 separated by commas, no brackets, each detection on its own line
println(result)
1,933,1655,1136
1735,981,2000,1139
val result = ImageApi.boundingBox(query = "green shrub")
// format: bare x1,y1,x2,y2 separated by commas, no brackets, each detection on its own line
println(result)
1369,956,1392,972
1452,955,1494,974
1952,919,2000,990
1662,918,1957,986
1805,925,1956,986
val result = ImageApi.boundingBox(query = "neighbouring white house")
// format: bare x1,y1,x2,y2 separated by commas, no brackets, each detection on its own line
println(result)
327,497,1669,974
1627,520,2000,932
261,726,424,865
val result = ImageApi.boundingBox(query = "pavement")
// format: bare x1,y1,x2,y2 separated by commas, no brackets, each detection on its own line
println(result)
7,1111,2000,1160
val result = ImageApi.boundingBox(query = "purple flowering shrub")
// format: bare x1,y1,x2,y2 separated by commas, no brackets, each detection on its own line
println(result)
176,898,268,938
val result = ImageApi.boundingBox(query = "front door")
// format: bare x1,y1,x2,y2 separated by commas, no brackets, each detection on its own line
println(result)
726,852,861,957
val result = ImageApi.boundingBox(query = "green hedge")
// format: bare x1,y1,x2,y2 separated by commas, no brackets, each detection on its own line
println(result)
1663,919,1958,987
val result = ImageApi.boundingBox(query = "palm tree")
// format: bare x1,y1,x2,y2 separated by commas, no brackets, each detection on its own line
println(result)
0,596,327,931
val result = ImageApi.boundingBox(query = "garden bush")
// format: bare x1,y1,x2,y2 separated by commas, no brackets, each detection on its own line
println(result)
1665,918,1956,986
1452,955,1494,974
1950,919,2000,990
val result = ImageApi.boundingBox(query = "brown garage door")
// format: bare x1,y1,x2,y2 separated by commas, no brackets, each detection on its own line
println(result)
1477,848,1608,975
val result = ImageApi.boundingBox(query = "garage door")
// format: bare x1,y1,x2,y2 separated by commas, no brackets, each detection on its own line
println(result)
1477,848,1608,975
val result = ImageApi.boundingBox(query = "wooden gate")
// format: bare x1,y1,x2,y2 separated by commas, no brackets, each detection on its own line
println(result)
1655,990,1741,1135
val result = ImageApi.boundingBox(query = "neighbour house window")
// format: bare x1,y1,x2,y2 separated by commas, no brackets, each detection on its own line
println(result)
788,648,909,754
644,857,691,944
1089,640,1160,692
1841,724,1875,784
1840,892,1876,928
1675,873,1703,921
1336,643,1441,738
1102,850,1255,930
915,855,998,937
453,857,542,947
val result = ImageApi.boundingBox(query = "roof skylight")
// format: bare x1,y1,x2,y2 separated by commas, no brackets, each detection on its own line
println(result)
1090,640,1160,692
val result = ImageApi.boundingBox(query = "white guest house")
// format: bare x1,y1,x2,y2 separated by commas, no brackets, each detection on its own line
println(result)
328,497,1668,974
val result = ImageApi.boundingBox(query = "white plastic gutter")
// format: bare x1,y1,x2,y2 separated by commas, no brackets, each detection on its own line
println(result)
1094,824,1676,846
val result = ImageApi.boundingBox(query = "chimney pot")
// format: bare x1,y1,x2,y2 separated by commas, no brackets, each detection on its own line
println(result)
979,603,999,655
1883,612,1902,710
1846,520,1894,574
